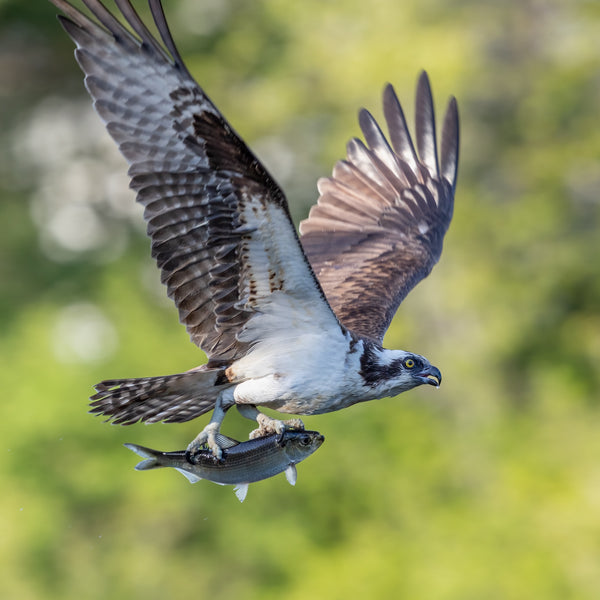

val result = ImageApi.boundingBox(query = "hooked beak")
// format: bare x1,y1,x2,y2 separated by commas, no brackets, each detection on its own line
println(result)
418,365,442,388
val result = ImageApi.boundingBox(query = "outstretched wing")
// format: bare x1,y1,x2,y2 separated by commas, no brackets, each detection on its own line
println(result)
51,0,338,363
300,72,459,343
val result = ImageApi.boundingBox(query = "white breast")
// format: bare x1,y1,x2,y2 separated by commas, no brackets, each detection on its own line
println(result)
229,296,368,414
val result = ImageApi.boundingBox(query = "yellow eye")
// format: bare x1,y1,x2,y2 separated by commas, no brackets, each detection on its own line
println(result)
404,358,415,368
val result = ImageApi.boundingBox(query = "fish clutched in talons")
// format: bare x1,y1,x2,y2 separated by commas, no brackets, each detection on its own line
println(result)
126,429,324,502
184,397,308,461
186,413,306,461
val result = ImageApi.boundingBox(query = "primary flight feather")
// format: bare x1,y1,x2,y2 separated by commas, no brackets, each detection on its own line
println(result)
50,0,459,459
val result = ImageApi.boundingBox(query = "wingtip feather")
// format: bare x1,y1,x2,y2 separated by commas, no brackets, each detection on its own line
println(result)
382,83,418,171
440,96,459,189
415,71,439,176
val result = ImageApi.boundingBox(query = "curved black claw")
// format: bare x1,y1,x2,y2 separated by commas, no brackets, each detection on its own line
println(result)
185,441,203,464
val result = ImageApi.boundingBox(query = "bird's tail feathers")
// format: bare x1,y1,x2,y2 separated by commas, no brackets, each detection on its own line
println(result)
90,366,230,425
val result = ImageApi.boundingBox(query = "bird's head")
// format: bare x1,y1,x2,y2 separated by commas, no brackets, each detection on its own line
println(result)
360,345,442,397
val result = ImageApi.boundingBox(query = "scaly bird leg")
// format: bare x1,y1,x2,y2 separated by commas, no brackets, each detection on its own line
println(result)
236,405,305,439
186,394,232,461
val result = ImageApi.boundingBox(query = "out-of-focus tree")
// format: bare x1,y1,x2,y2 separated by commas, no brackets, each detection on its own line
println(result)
1,1,599,598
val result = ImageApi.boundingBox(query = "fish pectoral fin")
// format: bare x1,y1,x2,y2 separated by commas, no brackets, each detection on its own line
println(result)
233,484,249,502
214,433,240,449
174,468,203,484
285,464,297,486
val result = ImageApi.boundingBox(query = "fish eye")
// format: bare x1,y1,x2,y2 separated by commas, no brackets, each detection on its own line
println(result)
300,435,312,446
403,358,416,369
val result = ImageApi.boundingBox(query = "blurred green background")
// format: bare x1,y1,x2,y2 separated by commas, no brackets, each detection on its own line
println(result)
2,0,600,598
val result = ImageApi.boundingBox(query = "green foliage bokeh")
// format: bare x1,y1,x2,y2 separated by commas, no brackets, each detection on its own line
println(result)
1,0,599,598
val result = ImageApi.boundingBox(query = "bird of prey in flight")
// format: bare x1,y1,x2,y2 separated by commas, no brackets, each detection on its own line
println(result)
51,0,459,459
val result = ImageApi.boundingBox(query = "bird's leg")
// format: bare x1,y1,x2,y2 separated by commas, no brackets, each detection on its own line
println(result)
236,405,305,439
186,394,233,462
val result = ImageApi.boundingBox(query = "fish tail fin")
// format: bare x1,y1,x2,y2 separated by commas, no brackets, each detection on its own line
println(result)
124,443,205,484
124,443,165,471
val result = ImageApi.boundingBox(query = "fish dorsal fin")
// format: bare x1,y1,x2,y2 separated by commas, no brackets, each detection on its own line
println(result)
214,433,240,449
234,484,249,502
285,464,297,486
175,468,203,484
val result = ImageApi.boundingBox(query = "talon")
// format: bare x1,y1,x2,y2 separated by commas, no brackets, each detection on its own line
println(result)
186,423,223,462
248,428,263,440
284,418,305,431
249,415,305,439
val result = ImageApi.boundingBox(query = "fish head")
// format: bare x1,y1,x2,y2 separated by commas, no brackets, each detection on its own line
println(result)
278,429,324,463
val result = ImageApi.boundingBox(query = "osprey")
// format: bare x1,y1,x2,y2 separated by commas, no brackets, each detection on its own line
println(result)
51,0,459,459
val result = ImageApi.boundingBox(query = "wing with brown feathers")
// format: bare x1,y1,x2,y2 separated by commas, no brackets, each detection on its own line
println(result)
51,0,337,363
300,72,459,343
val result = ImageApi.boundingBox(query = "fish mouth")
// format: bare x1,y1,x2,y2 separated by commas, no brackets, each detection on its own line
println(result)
313,433,325,447
418,366,442,388
303,431,325,446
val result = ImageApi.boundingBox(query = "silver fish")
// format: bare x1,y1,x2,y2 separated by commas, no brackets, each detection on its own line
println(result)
124,430,324,502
